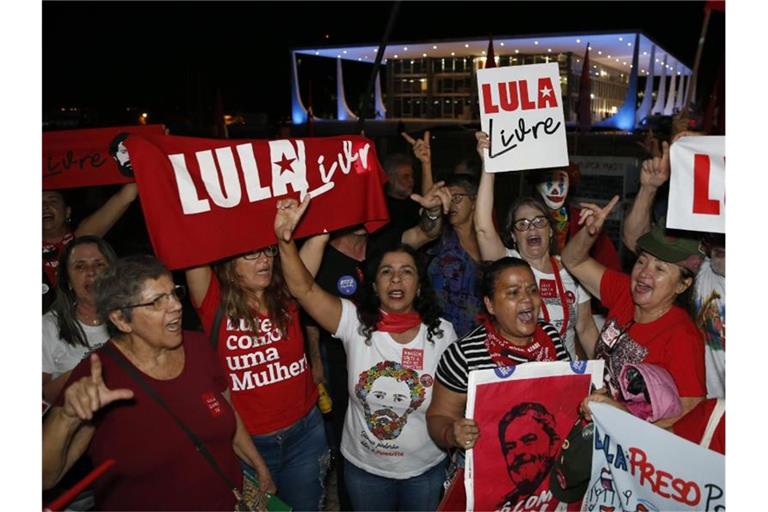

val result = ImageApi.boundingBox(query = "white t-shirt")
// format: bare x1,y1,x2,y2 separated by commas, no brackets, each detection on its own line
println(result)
693,258,725,399
505,249,591,359
42,311,109,379
333,298,456,479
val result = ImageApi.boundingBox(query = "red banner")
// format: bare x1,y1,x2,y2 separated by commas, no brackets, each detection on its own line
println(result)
43,125,166,189
127,134,389,269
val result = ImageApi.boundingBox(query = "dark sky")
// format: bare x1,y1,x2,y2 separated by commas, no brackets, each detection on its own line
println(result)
42,1,724,127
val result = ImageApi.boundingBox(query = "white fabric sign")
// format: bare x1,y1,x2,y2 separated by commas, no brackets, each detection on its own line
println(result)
668,136,725,233
465,360,604,511
477,63,568,173
585,402,725,511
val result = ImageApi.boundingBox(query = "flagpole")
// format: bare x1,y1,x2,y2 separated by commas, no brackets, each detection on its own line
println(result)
683,6,712,113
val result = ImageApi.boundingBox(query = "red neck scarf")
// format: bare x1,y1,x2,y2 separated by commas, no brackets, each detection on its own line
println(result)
481,315,555,366
376,310,422,333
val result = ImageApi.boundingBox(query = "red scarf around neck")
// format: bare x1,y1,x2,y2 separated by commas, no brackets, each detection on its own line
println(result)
376,310,422,333
481,315,556,366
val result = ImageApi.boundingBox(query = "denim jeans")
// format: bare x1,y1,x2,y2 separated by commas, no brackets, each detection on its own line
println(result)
249,406,330,511
344,456,448,511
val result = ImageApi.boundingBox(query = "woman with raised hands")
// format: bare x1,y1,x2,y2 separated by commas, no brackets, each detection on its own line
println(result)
561,196,706,428
473,131,599,360
274,195,457,512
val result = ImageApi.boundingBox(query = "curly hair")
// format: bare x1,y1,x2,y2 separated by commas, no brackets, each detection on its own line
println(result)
357,244,443,344
212,248,294,335
50,236,118,347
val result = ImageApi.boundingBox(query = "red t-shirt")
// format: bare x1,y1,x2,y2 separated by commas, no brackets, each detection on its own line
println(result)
59,332,240,511
672,398,725,455
196,275,317,434
43,231,74,286
597,269,706,399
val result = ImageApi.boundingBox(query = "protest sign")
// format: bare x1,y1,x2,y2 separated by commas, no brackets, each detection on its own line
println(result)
668,136,725,233
126,134,389,269
585,402,725,511
43,125,166,189
477,63,568,173
465,360,604,511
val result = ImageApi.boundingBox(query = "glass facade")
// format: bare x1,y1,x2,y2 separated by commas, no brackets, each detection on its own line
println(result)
386,52,630,121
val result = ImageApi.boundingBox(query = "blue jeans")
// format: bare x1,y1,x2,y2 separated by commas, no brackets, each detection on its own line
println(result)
344,457,447,511
249,407,330,511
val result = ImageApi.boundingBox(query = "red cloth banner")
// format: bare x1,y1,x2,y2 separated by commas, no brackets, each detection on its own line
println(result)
127,134,389,269
43,125,166,189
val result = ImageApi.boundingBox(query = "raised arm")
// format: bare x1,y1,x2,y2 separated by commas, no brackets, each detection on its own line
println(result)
43,354,134,489
298,232,331,278
402,130,433,192
561,195,620,300
275,197,343,334
401,180,451,249
75,183,138,238
185,265,212,308
622,141,670,253
473,132,507,261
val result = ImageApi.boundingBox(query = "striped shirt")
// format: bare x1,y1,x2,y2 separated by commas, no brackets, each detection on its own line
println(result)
435,321,570,393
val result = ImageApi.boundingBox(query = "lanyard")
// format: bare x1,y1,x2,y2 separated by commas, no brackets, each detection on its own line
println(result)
539,256,570,338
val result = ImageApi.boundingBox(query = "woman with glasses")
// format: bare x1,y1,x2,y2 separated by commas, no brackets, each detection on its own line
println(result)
274,197,457,512
561,199,706,428
43,255,274,510
474,131,599,360
425,174,484,337
43,236,117,404
185,245,328,511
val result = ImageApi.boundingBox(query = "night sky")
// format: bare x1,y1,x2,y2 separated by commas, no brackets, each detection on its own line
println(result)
43,1,724,129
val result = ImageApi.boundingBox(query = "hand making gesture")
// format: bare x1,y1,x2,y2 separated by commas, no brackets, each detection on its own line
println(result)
62,353,134,422
578,195,620,237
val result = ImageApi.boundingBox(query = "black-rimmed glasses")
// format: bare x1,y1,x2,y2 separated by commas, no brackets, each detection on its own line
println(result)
242,246,278,260
122,285,186,311
512,215,549,232
450,193,474,204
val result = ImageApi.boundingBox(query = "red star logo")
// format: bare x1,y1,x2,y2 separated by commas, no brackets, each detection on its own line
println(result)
275,153,295,174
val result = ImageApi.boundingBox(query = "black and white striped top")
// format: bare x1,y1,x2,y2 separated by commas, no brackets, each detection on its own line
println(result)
435,321,570,393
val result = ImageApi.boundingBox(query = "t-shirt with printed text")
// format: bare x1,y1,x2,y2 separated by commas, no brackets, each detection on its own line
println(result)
196,275,317,434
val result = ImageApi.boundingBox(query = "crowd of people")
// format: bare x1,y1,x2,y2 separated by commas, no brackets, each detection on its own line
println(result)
41,127,725,511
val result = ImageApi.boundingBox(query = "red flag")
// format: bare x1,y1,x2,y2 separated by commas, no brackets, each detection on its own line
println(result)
576,42,592,131
705,0,725,12
485,35,496,69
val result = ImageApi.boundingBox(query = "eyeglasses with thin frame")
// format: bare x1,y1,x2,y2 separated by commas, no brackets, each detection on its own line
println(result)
512,215,549,232
450,193,474,204
242,246,278,260
122,284,186,311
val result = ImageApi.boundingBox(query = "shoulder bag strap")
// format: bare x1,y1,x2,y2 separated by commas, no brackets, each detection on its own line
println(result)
699,398,725,448
101,343,239,496
211,301,225,352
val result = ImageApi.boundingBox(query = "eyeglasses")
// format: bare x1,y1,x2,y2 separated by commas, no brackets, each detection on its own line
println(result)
512,216,549,232
242,246,278,260
122,284,186,311
450,193,474,204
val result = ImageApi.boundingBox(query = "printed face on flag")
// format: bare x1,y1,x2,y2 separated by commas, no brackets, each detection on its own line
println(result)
469,374,591,511
477,62,569,173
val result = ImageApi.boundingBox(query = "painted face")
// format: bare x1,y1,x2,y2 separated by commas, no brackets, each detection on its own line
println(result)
67,243,109,303
123,275,183,348
630,252,691,311
42,191,70,235
536,169,569,210
388,164,415,199
512,204,552,261
374,251,419,314
483,266,541,341
234,250,275,292
447,185,475,227
502,412,555,491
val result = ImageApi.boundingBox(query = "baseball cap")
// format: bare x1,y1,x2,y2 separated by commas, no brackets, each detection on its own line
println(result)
549,419,594,503
635,219,705,273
